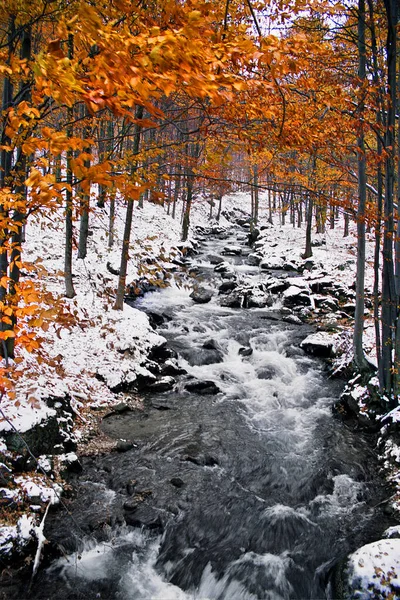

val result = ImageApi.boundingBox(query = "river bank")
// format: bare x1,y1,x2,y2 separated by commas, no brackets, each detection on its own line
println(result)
1,193,400,598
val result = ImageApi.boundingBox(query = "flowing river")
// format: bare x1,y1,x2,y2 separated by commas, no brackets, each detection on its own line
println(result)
29,225,392,599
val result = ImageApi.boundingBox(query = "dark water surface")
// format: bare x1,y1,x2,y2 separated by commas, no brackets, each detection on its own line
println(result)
29,228,391,600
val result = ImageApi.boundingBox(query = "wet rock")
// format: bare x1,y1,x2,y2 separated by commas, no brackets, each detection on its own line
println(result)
260,257,285,270
149,343,178,362
160,360,187,377
146,311,166,328
170,477,185,488
247,253,262,266
220,271,237,280
256,366,276,380
282,261,299,271
146,360,162,375
248,228,260,245
207,254,225,265
220,292,242,308
341,302,356,316
184,380,220,395
151,400,173,410
223,245,242,256
214,261,231,273
190,287,213,304
148,376,176,392
218,281,237,294
300,332,336,358
184,348,223,366
126,479,137,495
237,217,252,227
116,440,135,452
202,339,220,351
246,292,273,309
238,346,253,357
282,286,312,308
300,259,314,272
309,276,334,293
266,279,289,294
282,314,303,325
184,454,219,467
124,504,163,530
5,409,75,460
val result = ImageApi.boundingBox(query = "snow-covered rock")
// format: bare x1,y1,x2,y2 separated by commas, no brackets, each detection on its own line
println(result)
300,332,336,358
282,286,312,308
342,539,400,599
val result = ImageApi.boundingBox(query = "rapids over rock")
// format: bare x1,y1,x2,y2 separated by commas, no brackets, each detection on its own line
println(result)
27,224,393,600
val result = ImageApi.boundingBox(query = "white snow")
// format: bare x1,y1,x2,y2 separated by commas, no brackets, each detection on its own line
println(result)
347,538,400,597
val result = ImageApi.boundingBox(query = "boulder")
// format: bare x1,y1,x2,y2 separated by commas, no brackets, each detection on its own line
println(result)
333,539,400,599
160,359,186,377
238,346,253,357
214,261,231,273
245,291,273,309
190,287,213,304
184,380,221,395
148,376,176,392
282,286,312,308
219,281,237,294
266,278,289,294
220,292,242,308
260,256,285,270
124,504,163,530
247,253,262,266
300,332,336,358
207,254,225,265
220,271,237,280
223,245,242,256
116,440,135,452
309,276,334,293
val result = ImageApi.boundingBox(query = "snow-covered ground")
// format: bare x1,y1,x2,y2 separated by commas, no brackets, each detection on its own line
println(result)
0,190,399,596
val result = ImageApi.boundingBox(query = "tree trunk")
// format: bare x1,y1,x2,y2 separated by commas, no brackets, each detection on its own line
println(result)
343,212,349,237
108,191,115,248
78,106,91,260
353,0,370,374
381,0,397,396
64,35,76,298
114,105,144,310
302,194,313,259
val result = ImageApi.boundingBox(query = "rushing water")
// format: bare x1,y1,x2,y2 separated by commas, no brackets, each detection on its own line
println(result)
29,227,391,600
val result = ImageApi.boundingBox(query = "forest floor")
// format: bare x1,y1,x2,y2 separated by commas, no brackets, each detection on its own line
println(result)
0,191,399,594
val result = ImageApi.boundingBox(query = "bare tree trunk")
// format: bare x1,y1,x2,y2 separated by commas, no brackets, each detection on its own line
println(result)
64,35,76,298
381,0,397,396
302,194,313,259
343,212,349,237
78,105,90,260
367,0,384,375
108,191,115,248
353,0,370,373
216,194,223,221
114,105,144,310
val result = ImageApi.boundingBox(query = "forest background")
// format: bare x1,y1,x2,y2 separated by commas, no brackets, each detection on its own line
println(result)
0,0,399,416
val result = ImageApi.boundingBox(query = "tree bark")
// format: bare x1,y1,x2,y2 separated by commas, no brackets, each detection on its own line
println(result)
353,0,370,374
64,35,76,298
381,0,397,396
114,105,144,310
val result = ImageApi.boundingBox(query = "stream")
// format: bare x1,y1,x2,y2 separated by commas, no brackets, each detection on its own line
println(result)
29,224,392,599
